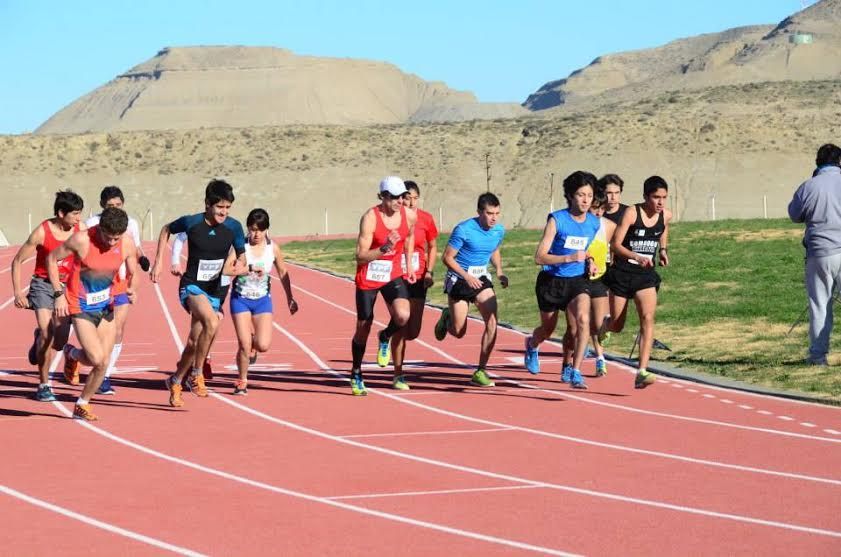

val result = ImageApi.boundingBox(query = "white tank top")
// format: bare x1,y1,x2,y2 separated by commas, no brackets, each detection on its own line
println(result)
234,240,275,299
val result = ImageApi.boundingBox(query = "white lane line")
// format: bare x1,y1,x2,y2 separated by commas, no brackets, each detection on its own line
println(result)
0,256,35,276
686,388,699,393
703,394,716,399
0,285,30,311
825,429,841,435
0,484,205,556
327,485,543,501
779,416,795,422
341,427,514,439
254,319,841,537
720,399,733,404
290,280,841,445
149,282,578,556
800,423,816,428
758,410,773,415
739,405,754,410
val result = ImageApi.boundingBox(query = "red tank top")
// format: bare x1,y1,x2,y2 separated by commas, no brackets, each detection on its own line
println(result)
402,208,438,278
33,220,79,282
66,227,124,314
355,206,409,290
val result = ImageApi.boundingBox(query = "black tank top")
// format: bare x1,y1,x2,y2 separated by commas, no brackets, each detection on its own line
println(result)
615,205,664,273
603,204,628,226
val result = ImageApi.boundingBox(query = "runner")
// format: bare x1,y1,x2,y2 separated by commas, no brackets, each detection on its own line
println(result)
600,173,628,226
11,190,84,401
350,176,416,395
50,207,138,421
170,231,232,379
523,171,599,389
85,186,150,395
600,175,672,389
150,179,246,407
389,180,438,390
586,188,617,377
224,208,298,395
434,192,507,387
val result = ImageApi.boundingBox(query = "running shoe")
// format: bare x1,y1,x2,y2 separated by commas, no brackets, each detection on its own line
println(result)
434,307,450,341
597,315,612,344
392,375,410,391
376,332,391,367
73,404,98,421
249,350,258,365
635,369,656,389
63,344,80,386
34,385,56,402
165,376,184,407
470,369,495,387
524,336,540,375
186,372,209,397
561,364,573,383
233,380,248,396
350,374,367,396
28,328,40,366
202,357,214,380
570,368,588,390
97,378,116,395
595,358,607,377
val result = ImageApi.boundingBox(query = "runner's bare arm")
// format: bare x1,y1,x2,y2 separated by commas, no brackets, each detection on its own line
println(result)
404,209,417,283
273,243,298,314
11,225,45,309
355,210,382,264
47,232,86,317
491,247,508,288
123,238,139,304
659,208,673,267
425,234,438,288
222,250,247,277
150,224,172,282
533,217,583,265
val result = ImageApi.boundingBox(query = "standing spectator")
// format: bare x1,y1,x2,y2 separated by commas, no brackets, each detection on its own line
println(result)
788,143,841,366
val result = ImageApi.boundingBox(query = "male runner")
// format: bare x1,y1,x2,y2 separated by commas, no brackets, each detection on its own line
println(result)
600,176,673,388
586,190,616,377
389,180,438,390
434,193,507,387
600,174,628,226
11,190,84,401
524,171,599,389
350,176,416,395
50,207,138,421
85,186,150,395
150,179,246,407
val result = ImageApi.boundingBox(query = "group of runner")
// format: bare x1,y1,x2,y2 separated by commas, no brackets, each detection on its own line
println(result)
350,172,671,394
12,180,297,420
11,171,670,419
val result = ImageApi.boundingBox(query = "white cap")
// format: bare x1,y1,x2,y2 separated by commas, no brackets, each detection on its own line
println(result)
379,176,407,196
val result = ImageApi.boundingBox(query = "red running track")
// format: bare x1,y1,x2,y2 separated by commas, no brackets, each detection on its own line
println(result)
0,242,839,556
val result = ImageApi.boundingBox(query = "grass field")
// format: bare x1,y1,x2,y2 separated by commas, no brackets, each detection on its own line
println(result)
282,218,841,402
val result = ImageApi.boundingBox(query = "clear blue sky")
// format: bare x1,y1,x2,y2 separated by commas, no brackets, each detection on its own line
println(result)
0,0,809,134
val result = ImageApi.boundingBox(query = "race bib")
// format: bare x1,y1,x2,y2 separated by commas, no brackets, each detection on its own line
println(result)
197,259,224,281
563,236,588,250
86,287,110,306
240,288,265,300
366,260,393,283
401,252,420,274
629,254,654,266
467,265,488,278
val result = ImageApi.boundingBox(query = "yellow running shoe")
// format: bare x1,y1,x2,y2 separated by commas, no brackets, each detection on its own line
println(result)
392,375,410,391
376,334,391,367
635,369,656,389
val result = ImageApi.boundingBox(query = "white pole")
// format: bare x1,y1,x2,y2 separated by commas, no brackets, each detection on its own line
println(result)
150,213,154,241
550,197,554,213
438,206,443,230
763,195,768,219
28,212,32,234
324,208,329,235
711,195,716,221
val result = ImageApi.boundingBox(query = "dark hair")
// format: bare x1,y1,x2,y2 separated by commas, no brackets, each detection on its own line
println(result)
404,180,420,195
99,185,124,208
477,192,501,211
591,189,607,208
643,175,669,197
597,173,624,192
246,208,270,231
205,179,235,206
54,189,84,216
562,171,597,201
99,207,128,235
815,143,841,167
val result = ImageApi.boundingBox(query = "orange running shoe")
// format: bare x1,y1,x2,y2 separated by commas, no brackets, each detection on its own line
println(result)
73,404,98,421
63,345,81,386
233,380,248,396
187,372,209,397
166,376,184,407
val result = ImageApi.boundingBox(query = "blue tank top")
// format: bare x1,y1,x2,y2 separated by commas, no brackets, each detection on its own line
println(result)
543,210,600,278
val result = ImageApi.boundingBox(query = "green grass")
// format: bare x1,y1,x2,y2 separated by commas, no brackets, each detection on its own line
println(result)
283,218,841,402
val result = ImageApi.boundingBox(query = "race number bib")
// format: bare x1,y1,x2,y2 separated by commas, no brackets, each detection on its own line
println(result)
366,260,393,283
563,236,588,250
401,252,420,274
86,287,110,306
629,253,653,266
197,259,224,281
467,265,488,278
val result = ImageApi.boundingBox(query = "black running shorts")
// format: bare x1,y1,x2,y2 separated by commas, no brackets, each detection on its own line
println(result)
355,278,409,321
444,274,493,303
534,271,590,312
603,267,660,298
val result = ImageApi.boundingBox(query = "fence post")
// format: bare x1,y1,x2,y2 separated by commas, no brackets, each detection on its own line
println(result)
438,206,443,230
324,208,329,235
711,195,716,221
763,195,768,219
28,213,32,236
150,213,154,241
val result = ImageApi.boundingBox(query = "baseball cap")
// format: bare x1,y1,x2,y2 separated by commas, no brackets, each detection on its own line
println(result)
379,176,407,197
